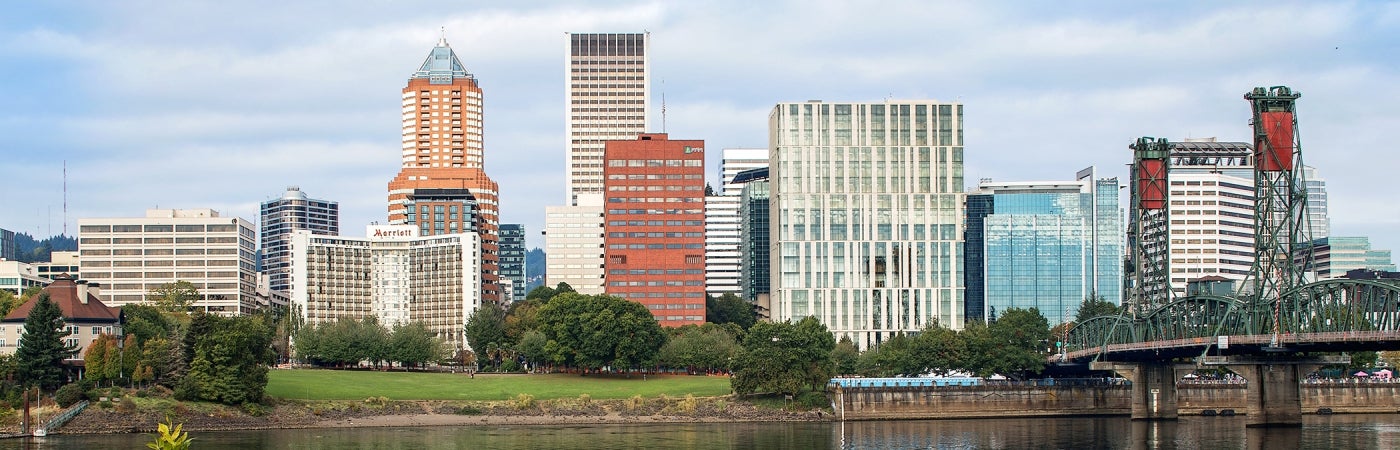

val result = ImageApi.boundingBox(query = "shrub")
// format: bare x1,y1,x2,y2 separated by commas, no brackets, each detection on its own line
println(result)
241,403,268,417
677,394,698,413
577,394,592,406
135,389,150,398
626,395,644,411
796,391,829,409
454,405,483,415
116,398,137,414
98,400,113,409
54,384,87,408
512,393,536,410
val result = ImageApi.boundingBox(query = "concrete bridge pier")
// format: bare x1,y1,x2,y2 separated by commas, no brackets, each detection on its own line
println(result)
1200,355,1348,428
1092,361,1194,420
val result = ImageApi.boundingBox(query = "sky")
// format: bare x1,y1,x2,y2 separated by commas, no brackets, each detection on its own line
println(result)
2,1,1398,255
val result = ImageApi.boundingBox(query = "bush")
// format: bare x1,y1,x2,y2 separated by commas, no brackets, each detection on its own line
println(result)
677,394,698,413
241,403,268,417
116,398,137,414
98,400,113,409
796,391,829,409
501,360,521,372
454,405,483,415
626,395,644,411
512,393,535,410
54,384,86,408
577,394,591,406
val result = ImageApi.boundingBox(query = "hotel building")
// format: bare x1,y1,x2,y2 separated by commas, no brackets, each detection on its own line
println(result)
770,100,965,349
290,225,480,351
603,134,706,326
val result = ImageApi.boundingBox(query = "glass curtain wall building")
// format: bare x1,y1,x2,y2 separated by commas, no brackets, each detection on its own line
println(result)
260,186,339,295
737,170,771,302
498,224,526,302
975,168,1123,326
770,100,965,349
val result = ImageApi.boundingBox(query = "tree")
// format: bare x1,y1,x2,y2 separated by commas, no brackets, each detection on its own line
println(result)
175,313,275,405
504,300,542,343
731,317,835,396
1073,294,1121,324
147,281,201,313
84,334,113,384
912,322,963,377
15,293,77,390
706,293,757,329
20,286,43,302
526,282,576,303
122,304,175,345
832,336,860,376
857,333,918,377
0,290,20,317
515,330,548,371
966,307,1051,378
388,322,442,369
659,324,739,373
464,304,508,358
536,293,667,372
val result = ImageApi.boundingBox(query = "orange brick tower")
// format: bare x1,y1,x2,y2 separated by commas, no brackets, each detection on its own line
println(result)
388,33,502,304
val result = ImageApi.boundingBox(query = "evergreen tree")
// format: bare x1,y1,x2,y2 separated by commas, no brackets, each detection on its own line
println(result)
15,293,77,390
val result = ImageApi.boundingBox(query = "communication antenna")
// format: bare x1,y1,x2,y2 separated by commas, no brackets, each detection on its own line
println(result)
661,79,667,133
63,160,68,236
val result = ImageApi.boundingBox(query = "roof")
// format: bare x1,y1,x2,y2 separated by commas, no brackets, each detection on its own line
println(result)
412,35,475,84
2,276,121,323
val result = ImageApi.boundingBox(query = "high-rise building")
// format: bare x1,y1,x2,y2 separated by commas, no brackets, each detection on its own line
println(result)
962,193,994,323
1301,165,1329,243
77,209,261,314
705,149,770,298
498,224,526,302
386,34,502,305
0,228,15,261
1162,139,1256,297
603,134,706,326
967,167,1123,325
565,32,650,205
290,225,480,352
737,169,771,305
770,100,965,349
260,186,339,295
1301,236,1396,279
544,194,606,295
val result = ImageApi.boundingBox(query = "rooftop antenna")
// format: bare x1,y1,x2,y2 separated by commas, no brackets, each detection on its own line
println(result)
661,79,667,133
62,160,67,237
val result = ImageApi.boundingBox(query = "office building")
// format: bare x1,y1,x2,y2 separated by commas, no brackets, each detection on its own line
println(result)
498,224,526,302
386,34,502,304
290,225,480,351
969,167,1123,325
77,209,260,314
0,260,47,295
1301,236,1397,279
1301,165,1329,243
260,186,339,295
1163,139,1256,297
603,134,706,326
737,169,771,304
544,194,606,295
962,194,994,323
0,228,14,261
565,32,650,205
705,149,769,298
35,251,80,281
770,100,965,349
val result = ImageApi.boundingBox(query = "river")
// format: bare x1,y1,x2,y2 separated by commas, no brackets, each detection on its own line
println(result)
5,415,1399,449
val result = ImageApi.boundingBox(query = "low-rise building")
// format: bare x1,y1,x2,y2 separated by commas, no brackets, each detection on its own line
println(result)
0,275,122,359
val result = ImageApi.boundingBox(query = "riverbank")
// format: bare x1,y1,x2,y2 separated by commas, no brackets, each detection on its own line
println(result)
50,395,828,435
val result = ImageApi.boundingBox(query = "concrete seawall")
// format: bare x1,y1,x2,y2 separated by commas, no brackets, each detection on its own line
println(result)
832,382,1400,420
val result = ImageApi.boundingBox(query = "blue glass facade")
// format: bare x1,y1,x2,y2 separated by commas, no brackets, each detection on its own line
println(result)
963,195,993,323
980,177,1122,325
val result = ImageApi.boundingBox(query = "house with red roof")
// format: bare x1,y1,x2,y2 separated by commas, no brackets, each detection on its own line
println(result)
0,275,123,359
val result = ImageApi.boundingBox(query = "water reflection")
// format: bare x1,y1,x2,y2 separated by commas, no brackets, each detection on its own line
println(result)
3,415,1399,449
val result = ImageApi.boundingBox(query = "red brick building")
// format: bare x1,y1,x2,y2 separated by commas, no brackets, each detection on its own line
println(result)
603,134,706,326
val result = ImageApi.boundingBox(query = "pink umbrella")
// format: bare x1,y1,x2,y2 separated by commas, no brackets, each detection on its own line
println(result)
1355,371,1370,377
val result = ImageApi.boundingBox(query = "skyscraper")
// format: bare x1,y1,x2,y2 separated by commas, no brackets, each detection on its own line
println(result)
1301,165,1329,243
498,224,526,302
737,169,771,305
260,186,339,295
603,134,706,326
0,228,14,261
704,149,770,298
970,168,1123,325
770,100,965,349
387,34,502,304
565,32,650,205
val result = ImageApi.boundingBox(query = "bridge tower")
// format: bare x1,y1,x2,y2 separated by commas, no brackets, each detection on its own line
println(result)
1128,137,1173,315
1243,86,1311,338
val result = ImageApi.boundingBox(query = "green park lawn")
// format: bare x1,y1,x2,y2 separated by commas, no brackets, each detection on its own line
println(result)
265,369,733,401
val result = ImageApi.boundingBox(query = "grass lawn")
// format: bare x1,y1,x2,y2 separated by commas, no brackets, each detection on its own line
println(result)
265,369,733,401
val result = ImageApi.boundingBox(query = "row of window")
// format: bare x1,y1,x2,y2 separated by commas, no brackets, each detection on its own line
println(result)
607,209,704,215
608,269,705,275
606,159,702,167
608,281,705,286
606,243,705,249
608,220,703,226
607,232,703,238
80,224,239,233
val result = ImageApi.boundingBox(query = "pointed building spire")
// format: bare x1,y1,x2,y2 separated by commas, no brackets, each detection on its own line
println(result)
413,29,473,84
439,26,449,47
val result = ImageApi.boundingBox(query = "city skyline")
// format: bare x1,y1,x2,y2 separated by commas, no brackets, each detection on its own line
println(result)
3,1,1398,254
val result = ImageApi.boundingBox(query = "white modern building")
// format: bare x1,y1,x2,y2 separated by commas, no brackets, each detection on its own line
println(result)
0,260,47,295
1301,165,1329,243
1165,139,1256,297
260,186,339,295
35,251,80,281
77,209,261,315
564,32,650,205
770,100,966,349
705,149,770,298
543,193,606,295
290,225,480,351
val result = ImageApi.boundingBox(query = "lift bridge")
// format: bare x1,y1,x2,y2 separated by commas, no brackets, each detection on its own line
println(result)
1054,86,1400,427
